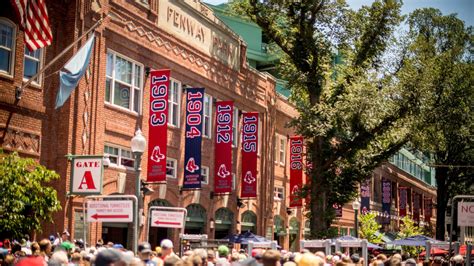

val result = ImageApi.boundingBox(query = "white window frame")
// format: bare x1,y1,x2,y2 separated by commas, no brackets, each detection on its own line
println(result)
274,186,284,201
201,166,209,184
23,47,43,85
203,94,212,138
0,18,16,77
232,107,239,147
274,135,279,164
105,50,143,113
168,79,181,127
166,158,177,179
232,173,236,191
257,119,262,155
104,144,134,169
279,135,287,166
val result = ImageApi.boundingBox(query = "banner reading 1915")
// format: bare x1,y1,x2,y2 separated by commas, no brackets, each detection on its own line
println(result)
289,136,303,207
183,88,205,189
214,101,233,194
241,112,258,198
147,70,170,183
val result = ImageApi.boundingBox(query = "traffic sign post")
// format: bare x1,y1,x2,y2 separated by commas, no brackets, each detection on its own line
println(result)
146,206,187,243
335,240,368,266
83,195,138,253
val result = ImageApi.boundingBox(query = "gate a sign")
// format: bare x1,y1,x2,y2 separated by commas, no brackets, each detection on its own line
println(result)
70,156,103,195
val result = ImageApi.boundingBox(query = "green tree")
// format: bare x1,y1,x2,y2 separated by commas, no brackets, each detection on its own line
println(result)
232,0,427,238
0,151,62,239
398,216,423,257
404,8,474,240
359,212,384,244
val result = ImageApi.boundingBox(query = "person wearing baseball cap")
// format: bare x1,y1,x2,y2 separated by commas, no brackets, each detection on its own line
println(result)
138,242,157,266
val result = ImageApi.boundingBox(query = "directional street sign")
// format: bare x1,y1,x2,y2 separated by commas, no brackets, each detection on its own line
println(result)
87,200,133,223
151,210,185,228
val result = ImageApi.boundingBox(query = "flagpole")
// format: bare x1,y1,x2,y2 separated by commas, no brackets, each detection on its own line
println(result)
16,16,107,100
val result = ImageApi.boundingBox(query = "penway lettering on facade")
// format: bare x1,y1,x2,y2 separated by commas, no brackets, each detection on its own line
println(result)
167,7,205,43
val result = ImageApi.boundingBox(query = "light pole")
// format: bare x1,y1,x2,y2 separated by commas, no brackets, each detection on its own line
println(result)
352,199,361,238
131,128,146,253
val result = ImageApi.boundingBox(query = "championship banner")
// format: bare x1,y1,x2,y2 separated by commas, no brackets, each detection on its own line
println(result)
334,203,343,218
183,88,205,189
381,179,391,224
241,112,259,198
413,193,420,223
360,179,371,214
399,187,407,217
147,70,170,182
289,136,303,207
214,101,233,194
424,197,432,222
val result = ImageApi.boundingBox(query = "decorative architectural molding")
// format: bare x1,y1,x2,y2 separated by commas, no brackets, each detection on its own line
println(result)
0,127,41,156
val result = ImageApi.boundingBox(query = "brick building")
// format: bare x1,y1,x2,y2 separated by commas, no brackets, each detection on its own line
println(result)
0,0,436,251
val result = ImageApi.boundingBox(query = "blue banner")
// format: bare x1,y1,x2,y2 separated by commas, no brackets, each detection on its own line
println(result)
183,88,205,189
381,179,392,224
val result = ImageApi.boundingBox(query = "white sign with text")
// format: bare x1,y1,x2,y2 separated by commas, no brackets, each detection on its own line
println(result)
458,202,474,226
71,157,103,194
151,210,185,228
87,200,133,223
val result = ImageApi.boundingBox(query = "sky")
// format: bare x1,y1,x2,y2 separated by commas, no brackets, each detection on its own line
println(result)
204,0,474,26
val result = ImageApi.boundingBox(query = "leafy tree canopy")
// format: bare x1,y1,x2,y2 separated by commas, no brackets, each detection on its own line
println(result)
359,212,384,244
231,0,430,237
0,151,61,239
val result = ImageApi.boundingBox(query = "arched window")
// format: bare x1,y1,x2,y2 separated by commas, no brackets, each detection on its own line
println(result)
241,210,257,234
0,18,16,76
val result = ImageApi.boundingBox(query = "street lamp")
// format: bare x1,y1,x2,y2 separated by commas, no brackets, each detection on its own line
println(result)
352,199,361,238
131,128,146,253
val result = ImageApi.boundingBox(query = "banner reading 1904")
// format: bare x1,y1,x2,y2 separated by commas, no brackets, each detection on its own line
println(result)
289,136,303,207
183,88,205,189
214,101,233,194
147,70,170,183
241,112,258,198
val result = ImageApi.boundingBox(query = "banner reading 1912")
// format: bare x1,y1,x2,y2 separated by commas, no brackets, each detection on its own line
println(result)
241,112,259,198
183,88,205,189
147,70,170,183
214,101,233,194
289,136,303,207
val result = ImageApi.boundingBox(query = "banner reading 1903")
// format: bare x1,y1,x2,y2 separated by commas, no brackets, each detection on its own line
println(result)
183,88,205,189
289,136,303,207
147,70,170,183
241,112,258,198
214,101,233,194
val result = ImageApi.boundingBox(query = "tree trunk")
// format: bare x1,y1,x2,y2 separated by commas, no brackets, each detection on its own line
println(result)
435,167,448,240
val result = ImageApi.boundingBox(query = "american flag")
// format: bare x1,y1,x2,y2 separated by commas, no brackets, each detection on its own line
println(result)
11,0,53,51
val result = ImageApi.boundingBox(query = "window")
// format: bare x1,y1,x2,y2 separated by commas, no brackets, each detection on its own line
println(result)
166,158,177,179
105,51,143,112
232,107,239,147
279,136,287,165
201,166,209,184
274,136,278,163
24,47,42,83
168,79,181,127
274,187,284,201
0,18,15,75
104,145,134,168
203,94,212,138
258,119,262,155
232,173,236,191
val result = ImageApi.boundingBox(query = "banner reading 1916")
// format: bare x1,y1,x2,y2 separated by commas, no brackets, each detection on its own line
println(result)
147,70,170,183
183,88,205,189
241,112,259,198
289,136,303,207
214,101,233,194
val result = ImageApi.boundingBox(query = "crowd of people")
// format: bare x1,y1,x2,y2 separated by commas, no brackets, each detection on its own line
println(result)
0,232,469,266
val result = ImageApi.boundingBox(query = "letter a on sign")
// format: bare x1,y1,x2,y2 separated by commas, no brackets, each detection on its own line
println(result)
71,156,103,195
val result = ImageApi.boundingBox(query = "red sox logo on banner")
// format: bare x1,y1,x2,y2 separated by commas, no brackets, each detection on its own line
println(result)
241,112,258,198
147,70,170,183
70,156,104,195
214,101,233,194
289,136,303,207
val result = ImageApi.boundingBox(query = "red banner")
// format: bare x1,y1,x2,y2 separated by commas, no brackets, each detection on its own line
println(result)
424,197,432,222
214,101,233,194
241,112,258,198
399,187,407,217
147,70,170,182
289,136,303,207
413,192,420,223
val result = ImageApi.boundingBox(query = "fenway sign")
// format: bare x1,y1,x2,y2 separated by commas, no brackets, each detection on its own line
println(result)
70,156,104,195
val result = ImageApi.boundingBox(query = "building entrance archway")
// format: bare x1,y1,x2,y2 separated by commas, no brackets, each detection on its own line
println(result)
289,217,300,251
148,199,172,247
273,215,285,246
185,204,207,234
214,208,234,239
241,210,257,234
